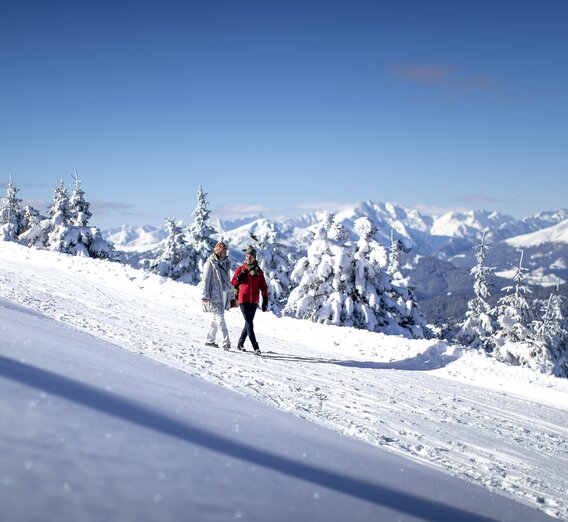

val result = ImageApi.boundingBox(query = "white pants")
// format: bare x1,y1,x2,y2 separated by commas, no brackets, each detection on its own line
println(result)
206,310,230,348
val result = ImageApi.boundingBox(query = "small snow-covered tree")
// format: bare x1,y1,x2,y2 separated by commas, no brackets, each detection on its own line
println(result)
253,224,296,315
456,230,496,350
493,250,535,366
530,287,568,377
45,179,73,251
0,175,27,241
150,217,194,281
383,231,426,339
21,179,72,249
69,170,92,226
549,292,568,377
186,186,217,283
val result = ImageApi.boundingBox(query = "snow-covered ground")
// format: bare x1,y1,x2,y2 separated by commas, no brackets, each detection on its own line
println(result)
1,241,567,519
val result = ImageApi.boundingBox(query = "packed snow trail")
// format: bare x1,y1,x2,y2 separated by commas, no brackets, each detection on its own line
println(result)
1,242,567,519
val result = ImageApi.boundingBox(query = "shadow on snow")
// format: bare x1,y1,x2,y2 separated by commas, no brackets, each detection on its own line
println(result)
263,344,460,371
0,354,491,522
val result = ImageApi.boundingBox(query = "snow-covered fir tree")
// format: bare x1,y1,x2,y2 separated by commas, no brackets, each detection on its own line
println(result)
349,217,391,332
251,225,296,315
284,214,425,338
69,170,92,226
455,230,496,350
0,175,27,241
284,213,354,326
386,229,405,276
493,250,535,366
150,217,195,281
21,179,72,249
531,286,568,377
383,230,426,339
186,186,217,283
21,177,114,259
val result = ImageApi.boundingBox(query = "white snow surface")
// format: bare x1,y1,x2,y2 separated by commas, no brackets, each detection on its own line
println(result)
505,219,568,248
1,241,567,520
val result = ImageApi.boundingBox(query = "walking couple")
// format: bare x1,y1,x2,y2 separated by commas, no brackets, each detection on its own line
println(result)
201,242,268,354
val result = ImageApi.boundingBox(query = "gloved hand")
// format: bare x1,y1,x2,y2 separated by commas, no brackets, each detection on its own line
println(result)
261,298,268,312
237,269,248,283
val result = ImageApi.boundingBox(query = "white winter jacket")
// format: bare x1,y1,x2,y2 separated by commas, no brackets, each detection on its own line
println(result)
201,253,232,312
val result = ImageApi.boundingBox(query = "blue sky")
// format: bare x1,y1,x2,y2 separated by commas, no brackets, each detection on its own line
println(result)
1,0,566,229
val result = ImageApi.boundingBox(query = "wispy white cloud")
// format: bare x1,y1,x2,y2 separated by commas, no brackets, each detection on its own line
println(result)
390,64,492,90
22,198,48,211
296,200,357,213
390,64,459,86
216,204,274,217
412,203,471,217
454,194,513,203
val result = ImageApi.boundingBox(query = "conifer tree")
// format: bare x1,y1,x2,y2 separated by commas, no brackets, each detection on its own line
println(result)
492,250,535,366
150,217,194,280
69,170,92,226
456,230,496,350
531,283,568,377
495,251,532,342
285,215,426,338
22,176,114,259
253,224,296,314
285,212,354,325
384,230,426,338
186,186,217,281
0,175,27,241
349,217,391,332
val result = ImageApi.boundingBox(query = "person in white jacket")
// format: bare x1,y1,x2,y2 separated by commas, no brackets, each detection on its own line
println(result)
201,241,233,350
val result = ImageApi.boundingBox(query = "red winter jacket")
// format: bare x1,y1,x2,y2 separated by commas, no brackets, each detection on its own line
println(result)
232,263,268,304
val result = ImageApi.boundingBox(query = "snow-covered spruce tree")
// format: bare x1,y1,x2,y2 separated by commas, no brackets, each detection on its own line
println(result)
0,175,27,241
65,172,114,258
284,212,355,326
492,250,535,366
455,230,496,350
22,176,114,259
185,186,217,283
383,230,426,339
21,179,71,249
69,170,92,226
531,289,568,377
349,217,391,332
549,292,568,377
252,225,296,315
150,217,195,281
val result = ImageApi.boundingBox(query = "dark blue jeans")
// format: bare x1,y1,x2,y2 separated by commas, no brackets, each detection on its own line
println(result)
238,303,259,349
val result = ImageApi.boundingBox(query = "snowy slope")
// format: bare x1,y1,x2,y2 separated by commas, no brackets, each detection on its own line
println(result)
2,298,558,522
505,219,568,248
1,241,567,519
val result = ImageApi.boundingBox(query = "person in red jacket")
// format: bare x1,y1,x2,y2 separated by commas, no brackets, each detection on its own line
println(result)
231,245,268,354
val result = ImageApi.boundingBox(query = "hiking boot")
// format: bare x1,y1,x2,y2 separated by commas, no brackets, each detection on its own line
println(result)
223,345,231,351
205,341,218,348
237,340,246,351
253,344,261,355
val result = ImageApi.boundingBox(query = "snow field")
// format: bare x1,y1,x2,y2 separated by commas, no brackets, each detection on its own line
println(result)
1,241,567,518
